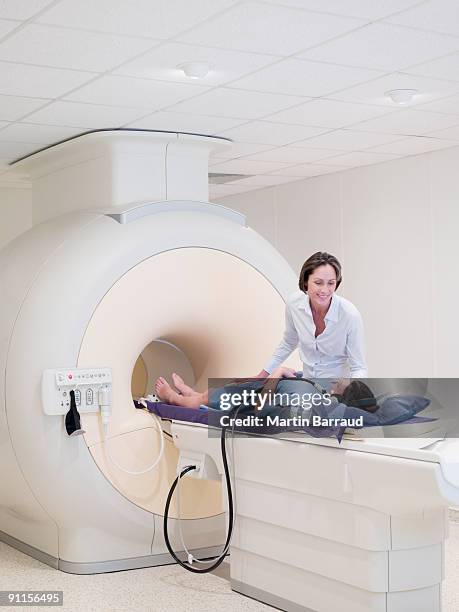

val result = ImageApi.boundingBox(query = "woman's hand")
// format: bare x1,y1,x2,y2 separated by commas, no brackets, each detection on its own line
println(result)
254,370,269,379
270,366,297,379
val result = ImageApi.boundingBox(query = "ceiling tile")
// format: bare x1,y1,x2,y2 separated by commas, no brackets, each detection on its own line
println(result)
178,2,365,55
210,142,275,160
0,61,94,98
259,0,423,19
323,150,400,166
417,95,459,115
386,0,459,37
218,121,328,145
405,53,459,82
229,58,381,97
24,101,147,128
114,42,279,87
299,23,459,72
0,0,55,20
213,182,265,194
330,73,459,107
65,75,208,109
265,98,394,128
268,162,345,176
0,95,50,121
127,110,245,134
0,0,454,176
37,0,237,39
0,123,83,144
353,109,459,136
0,141,44,157
0,24,155,72
168,88,305,119
368,136,458,155
209,183,254,199
298,129,401,149
243,145,344,163
210,158,294,174
423,125,459,141
0,18,19,38
228,174,295,187
216,182,269,195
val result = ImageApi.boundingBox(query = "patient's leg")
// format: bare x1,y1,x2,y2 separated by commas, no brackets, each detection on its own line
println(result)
155,377,208,409
172,372,201,397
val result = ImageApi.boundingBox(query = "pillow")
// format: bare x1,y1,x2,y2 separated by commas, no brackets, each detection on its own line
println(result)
340,395,430,428
374,394,430,426
342,405,380,427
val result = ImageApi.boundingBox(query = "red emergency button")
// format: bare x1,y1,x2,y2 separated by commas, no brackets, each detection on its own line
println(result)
68,373,73,380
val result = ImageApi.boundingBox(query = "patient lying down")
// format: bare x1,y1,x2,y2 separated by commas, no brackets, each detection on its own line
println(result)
154,367,377,412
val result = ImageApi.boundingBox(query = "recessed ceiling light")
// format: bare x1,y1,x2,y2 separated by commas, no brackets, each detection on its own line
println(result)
385,89,418,105
178,62,211,79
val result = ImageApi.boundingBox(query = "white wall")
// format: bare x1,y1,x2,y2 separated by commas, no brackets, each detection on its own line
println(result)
2,144,458,377
0,180,32,251
217,146,459,378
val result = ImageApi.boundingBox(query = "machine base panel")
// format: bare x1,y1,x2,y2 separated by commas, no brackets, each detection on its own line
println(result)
0,529,58,570
0,529,224,575
232,579,314,612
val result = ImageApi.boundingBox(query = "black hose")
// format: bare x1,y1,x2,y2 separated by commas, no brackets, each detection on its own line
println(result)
163,379,321,573
163,426,233,573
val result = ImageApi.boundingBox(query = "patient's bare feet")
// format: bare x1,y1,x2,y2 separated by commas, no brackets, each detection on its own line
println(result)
155,377,181,404
172,372,199,396
155,376,204,409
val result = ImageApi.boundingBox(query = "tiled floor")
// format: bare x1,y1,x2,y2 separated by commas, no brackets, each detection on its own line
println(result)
0,544,266,612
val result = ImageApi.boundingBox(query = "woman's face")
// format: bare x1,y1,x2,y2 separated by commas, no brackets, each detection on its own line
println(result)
305,263,337,310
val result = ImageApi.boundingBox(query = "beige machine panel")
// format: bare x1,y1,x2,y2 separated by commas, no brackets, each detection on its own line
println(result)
78,248,288,518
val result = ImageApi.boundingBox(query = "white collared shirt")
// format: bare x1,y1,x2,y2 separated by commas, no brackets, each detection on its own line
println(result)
264,290,368,379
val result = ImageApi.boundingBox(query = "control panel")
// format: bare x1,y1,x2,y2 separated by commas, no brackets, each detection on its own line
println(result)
42,368,112,415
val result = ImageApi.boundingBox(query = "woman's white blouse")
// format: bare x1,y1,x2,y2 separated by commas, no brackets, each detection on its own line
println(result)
264,290,368,379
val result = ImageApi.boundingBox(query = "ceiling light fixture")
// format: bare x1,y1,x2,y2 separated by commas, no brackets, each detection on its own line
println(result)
385,89,418,105
178,61,211,79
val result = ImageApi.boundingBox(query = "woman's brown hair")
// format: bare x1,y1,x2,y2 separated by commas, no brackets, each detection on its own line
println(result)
298,252,342,293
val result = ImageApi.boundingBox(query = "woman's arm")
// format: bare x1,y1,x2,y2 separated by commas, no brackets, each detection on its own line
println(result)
259,366,297,395
255,369,269,378
345,312,368,378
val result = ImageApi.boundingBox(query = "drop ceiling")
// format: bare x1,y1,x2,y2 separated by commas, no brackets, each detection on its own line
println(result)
0,0,459,198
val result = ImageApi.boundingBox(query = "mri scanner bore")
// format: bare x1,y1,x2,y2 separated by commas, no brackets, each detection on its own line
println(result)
1,130,459,612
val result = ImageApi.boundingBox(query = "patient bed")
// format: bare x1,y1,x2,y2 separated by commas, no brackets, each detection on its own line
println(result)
136,396,456,612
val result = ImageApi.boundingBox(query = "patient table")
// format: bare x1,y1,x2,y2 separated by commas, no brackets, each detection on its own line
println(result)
142,400,459,612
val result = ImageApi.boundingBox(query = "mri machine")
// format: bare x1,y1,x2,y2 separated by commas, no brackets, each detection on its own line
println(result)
1,129,459,612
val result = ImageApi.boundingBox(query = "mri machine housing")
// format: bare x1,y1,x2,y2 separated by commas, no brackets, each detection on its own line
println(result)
0,130,298,572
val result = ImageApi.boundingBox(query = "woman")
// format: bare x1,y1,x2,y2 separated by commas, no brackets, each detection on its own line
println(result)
257,251,367,380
